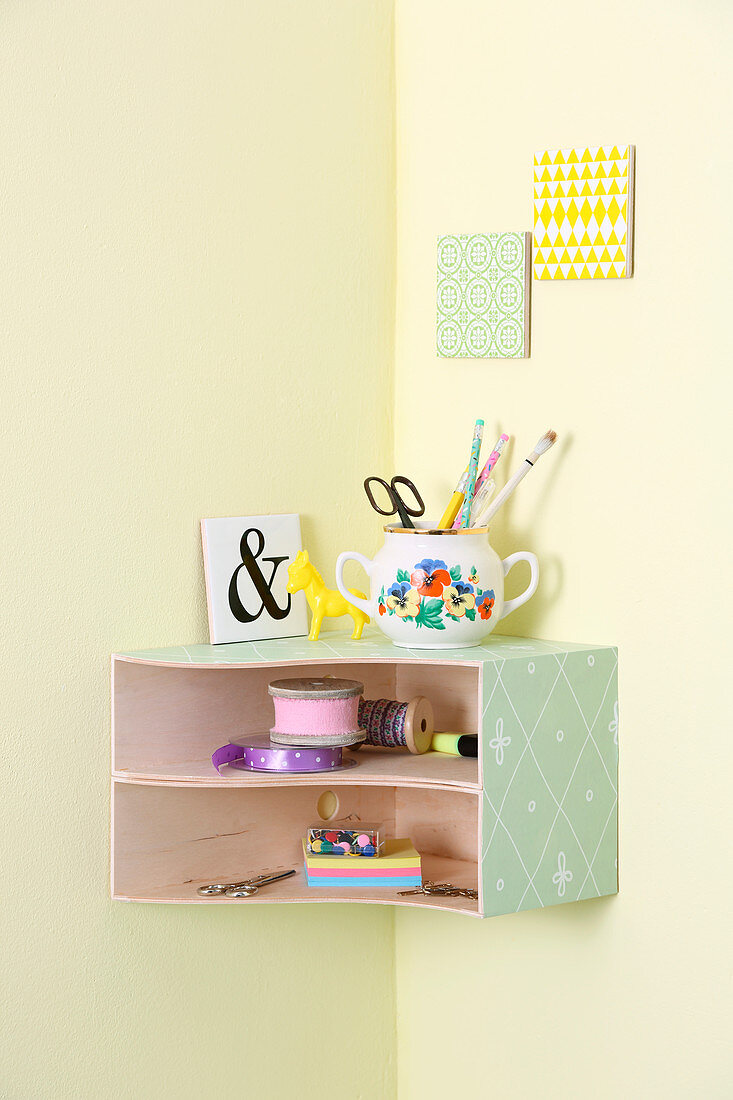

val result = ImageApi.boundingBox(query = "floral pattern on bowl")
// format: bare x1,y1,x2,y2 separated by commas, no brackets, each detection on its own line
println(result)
377,558,495,631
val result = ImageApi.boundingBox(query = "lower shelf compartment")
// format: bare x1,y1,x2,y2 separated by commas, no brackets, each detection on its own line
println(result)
113,853,480,916
112,779,481,916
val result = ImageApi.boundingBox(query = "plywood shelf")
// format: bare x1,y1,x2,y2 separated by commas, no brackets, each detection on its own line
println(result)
112,854,480,917
111,630,619,919
113,745,480,793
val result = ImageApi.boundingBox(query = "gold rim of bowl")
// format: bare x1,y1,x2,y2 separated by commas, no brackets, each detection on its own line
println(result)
383,525,490,535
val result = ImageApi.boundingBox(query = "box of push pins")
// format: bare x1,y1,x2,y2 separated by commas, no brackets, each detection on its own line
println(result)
306,822,383,857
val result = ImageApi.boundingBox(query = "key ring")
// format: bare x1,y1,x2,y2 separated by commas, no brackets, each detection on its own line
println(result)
422,881,463,897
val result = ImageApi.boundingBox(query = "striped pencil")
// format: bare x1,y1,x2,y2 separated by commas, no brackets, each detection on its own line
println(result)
458,419,484,528
454,432,509,528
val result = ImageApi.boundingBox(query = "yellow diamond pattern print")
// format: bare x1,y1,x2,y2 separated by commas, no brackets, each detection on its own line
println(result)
533,145,635,280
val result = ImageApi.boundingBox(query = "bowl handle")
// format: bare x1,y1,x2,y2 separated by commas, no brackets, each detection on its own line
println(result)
499,552,539,619
335,551,376,618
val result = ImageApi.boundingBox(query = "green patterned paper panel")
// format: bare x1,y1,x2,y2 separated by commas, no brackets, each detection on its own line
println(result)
117,632,598,666
481,647,618,916
437,232,531,358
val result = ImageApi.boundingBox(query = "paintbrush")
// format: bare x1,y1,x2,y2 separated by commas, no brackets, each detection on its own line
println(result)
474,430,557,526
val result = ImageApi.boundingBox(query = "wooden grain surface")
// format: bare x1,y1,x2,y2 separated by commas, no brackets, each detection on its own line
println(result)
112,650,485,917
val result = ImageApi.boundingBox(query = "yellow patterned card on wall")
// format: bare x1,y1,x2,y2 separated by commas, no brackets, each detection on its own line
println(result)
533,144,635,280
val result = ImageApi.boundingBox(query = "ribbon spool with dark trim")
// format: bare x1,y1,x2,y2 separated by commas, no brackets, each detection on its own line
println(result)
354,696,433,755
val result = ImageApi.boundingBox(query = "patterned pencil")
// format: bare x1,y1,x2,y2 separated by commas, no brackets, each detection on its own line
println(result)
454,432,509,528
475,433,509,495
458,419,484,528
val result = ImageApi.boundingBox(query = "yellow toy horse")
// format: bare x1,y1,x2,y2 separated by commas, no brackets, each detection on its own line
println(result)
287,550,369,641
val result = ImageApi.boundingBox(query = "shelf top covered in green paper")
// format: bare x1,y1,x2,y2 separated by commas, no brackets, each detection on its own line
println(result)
114,630,616,668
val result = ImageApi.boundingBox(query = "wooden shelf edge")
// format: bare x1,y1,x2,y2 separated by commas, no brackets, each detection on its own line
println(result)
112,654,483,670
110,892,482,917
111,857,480,915
111,771,482,795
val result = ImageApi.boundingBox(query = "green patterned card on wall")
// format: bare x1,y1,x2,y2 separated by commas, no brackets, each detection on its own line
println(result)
437,232,531,359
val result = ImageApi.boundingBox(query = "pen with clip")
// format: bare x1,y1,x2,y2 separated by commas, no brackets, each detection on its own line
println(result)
453,432,509,528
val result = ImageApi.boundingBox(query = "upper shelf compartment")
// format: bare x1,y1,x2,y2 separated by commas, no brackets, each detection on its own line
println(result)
111,648,483,790
112,632,614,793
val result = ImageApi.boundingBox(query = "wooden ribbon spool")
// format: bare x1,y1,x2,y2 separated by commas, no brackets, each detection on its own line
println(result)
353,695,434,755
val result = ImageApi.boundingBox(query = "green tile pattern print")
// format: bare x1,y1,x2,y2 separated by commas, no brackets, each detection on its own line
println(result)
437,232,529,358
481,646,618,916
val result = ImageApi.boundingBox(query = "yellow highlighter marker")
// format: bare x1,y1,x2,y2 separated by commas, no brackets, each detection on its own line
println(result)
438,468,468,528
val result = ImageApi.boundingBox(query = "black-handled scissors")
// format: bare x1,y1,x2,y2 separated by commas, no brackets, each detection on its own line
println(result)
363,476,426,529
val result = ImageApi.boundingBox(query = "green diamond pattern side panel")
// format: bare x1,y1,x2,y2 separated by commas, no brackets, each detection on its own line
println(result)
480,648,618,917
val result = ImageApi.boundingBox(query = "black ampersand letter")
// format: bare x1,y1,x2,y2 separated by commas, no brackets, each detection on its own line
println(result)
228,527,292,623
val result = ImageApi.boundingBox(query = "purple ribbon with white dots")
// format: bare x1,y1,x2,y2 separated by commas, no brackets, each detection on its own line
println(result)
212,735,350,774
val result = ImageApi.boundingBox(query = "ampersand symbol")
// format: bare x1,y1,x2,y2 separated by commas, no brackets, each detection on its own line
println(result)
228,528,291,623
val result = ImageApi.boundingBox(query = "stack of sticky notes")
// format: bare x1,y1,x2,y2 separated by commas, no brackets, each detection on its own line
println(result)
302,838,421,889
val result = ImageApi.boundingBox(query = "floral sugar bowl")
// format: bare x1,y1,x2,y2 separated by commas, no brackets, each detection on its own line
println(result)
335,522,539,650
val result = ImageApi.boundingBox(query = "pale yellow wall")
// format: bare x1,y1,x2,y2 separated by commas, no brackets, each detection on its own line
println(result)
394,1,731,1097
5,2,731,1096
0,3,395,1097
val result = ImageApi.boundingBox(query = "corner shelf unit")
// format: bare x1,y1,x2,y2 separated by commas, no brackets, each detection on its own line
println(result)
112,632,618,919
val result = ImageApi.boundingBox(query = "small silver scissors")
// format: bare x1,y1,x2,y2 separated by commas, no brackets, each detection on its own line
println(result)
197,868,296,898
363,475,425,530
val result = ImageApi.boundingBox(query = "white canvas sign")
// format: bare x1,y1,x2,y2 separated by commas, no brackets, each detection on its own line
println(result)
201,514,309,644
